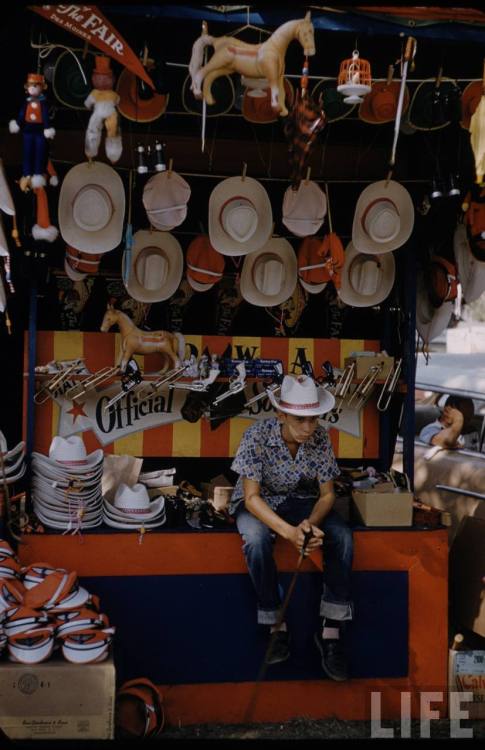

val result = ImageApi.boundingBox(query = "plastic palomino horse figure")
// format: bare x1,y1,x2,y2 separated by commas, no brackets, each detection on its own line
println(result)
189,12,315,118
100,305,184,373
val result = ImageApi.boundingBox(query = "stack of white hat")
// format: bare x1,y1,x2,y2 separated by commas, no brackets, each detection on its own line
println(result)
102,482,167,530
0,431,26,486
31,436,104,532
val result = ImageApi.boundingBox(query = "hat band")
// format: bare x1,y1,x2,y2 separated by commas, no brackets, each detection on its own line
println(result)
114,506,153,514
187,263,222,278
147,204,187,215
55,459,88,466
279,399,320,410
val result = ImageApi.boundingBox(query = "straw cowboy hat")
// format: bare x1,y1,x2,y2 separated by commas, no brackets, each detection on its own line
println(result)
242,78,294,124
338,242,395,307
116,60,169,123
460,80,483,130
297,236,330,294
454,222,485,303
352,179,414,255
186,235,225,291
208,176,273,257
282,181,327,237
268,374,335,416
415,272,453,343
240,238,297,307
311,79,356,122
52,49,96,110
123,230,183,303
408,77,461,131
359,80,410,125
142,171,191,231
59,162,125,254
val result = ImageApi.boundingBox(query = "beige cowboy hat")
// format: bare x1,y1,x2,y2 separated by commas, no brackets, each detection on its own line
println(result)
123,230,183,303
58,162,125,254
240,238,297,307
142,171,191,231
454,222,485,304
352,179,414,255
208,176,273,257
268,374,335,416
338,242,395,307
282,180,327,237
415,272,453,343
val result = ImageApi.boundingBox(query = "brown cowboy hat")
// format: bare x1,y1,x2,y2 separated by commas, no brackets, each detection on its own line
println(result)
242,78,294,124
359,80,410,125
117,60,169,123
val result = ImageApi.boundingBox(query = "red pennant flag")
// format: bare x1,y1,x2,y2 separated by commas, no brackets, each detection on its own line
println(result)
30,5,155,90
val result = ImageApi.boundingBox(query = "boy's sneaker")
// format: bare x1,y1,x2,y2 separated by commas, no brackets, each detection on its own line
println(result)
314,631,348,681
266,629,290,664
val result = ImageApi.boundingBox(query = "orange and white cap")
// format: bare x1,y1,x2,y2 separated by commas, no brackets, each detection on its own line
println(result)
22,562,64,590
0,540,17,560
55,608,108,637
8,626,55,664
0,579,25,615
186,235,225,291
297,237,331,293
60,627,114,664
0,557,22,580
4,606,49,637
116,678,165,738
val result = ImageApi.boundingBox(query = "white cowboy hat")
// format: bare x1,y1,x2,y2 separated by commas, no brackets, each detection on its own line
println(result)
58,162,125,254
47,436,103,470
123,230,183,303
240,238,297,307
338,242,395,307
282,181,327,237
415,272,454,344
352,180,414,254
268,374,335,416
208,176,273,257
0,435,25,462
104,482,165,521
142,171,191,231
454,222,485,304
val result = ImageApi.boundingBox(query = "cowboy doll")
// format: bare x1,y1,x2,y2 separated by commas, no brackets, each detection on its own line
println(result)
229,373,353,681
9,73,55,193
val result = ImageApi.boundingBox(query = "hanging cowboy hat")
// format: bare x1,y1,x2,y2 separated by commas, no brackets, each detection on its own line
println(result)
454,222,485,303
408,76,462,131
352,179,414,254
208,175,272,257
242,78,294,124
64,246,103,280
59,162,125,254
123,230,183,303
268,374,335,416
142,171,191,231
239,238,297,307
415,272,453,344
117,58,169,123
359,79,410,125
311,78,356,122
182,73,235,117
186,235,225,292
460,80,483,130
282,180,327,237
52,49,97,110
297,236,330,294
338,242,395,307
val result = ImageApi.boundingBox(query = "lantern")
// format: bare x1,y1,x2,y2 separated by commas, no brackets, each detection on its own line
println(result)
337,49,371,104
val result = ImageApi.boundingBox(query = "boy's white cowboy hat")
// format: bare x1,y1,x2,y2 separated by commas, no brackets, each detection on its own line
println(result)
59,162,125,254
268,374,335,416
338,242,395,307
282,181,327,237
352,180,414,255
454,222,485,304
240,238,297,307
208,176,273,256
104,482,165,522
123,230,183,303
415,272,453,344
143,171,191,231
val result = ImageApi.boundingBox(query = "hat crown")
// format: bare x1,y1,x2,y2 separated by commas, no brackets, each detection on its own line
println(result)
73,185,112,232
221,197,258,243
49,436,87,465
114,483,151,511
279,375,320,411
253,254,284,295
362,198,400,244
350,255,381,295
135,247,168,290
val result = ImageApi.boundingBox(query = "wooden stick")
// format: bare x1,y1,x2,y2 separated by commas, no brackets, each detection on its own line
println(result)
242,162,247,181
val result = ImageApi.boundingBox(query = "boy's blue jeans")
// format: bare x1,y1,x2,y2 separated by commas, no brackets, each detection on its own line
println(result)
235,495,353,626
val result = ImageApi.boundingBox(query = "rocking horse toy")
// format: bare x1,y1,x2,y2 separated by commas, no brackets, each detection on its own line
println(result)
189,12,315,118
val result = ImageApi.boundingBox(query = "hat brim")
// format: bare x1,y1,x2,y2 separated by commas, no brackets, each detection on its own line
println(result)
299,277,328,294
123,230,183,303
64,257,88,281
352,179,414,254
117,67,169,122
454,223,485,303
59,162,125,254
186,275,215,292
240,238,297,307
268,386,335,416
52,49,96,110
338,242,396,307
209,176,273,256
415,273,453,342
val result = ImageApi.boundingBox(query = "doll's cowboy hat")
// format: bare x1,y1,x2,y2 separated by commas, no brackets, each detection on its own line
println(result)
338,242,395,307
240,238,297,307
282,181,327,237
454,222,485,303
123,230,183,303
359,80,410,125
352,180,414,254
415,272,453,344
59,162,125,254
142,171,191,231
186,235,225,292
268,374,335,416
209,176,273,257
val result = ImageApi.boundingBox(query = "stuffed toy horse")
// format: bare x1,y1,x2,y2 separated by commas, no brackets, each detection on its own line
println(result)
9,73,55,193
84,56,122,164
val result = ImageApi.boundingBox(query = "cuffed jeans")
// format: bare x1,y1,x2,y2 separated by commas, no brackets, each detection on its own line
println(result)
235,495,353,626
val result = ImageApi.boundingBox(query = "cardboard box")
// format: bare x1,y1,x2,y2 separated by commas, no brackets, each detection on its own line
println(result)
0,655,115,739
344,353,394,380
450,517,485,638
352,484,413,526
449,649,485,719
